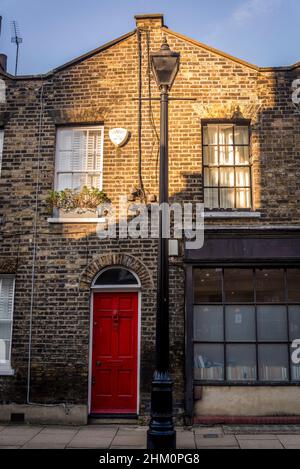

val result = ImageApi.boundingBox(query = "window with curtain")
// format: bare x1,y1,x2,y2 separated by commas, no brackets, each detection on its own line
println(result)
203,123,252,209
0,129,4,177
0,275,15,372
193,268,300,383
55,126,104,191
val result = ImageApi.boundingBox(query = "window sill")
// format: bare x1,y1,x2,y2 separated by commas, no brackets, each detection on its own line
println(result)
47,217,106,224
205,211,261,219
0,366,15,376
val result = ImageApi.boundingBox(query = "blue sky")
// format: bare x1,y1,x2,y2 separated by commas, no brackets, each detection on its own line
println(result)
0,0,300,75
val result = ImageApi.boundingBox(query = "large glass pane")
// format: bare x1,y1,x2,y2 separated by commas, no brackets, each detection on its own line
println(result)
219,146,234,165
258,345,289,381
72,173,87,191
87,130,101,171
257,305,288,341
57,173,72,191
290,343,300,381
236,188,251,208
224,269,254,303
72,130,87,171
218,125,233,145
0,339,10,363
225,306,256,341
235,146,250,165
203,126,208,145
0,277,14,320
235,167,250,187
204,188,219,209
194,344,224,381
220,168,234,187
234,126,249,145
256,269,285,303
287,269,300,302
194,305,223,341
289,306,300,341
207,125,218,145
57,151,72,172
220,188,234,208
203,146,218,165
204,168,218,186
0,322,12,340
194,269,223,303
226,345,257,381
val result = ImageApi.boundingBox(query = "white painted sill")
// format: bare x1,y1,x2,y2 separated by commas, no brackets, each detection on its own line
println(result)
205,211,261,219
0,366,15,376
47,217,106,224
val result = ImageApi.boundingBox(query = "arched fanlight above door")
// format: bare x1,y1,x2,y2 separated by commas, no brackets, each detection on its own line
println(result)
92,266,140,288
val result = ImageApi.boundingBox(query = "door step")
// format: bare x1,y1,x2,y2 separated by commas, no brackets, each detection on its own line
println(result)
89,413,140,425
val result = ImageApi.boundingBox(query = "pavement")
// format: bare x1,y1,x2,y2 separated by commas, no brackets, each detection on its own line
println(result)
1,424,300,449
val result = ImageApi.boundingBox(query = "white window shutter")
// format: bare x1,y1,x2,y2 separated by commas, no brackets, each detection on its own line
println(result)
55,126,103,191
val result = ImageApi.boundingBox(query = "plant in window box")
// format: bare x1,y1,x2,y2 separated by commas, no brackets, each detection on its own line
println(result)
47,186,111,218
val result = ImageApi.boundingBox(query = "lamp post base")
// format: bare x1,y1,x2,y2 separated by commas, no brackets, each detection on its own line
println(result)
147,371,176,449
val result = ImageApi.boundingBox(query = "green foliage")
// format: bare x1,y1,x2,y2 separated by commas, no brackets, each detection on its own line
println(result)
46,186,111,212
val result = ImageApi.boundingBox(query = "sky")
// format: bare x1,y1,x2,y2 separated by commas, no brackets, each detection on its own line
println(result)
0,0,300,76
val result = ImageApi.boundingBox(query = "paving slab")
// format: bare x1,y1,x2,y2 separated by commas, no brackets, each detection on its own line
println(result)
76,427,117,438
176,432,196,449
0,425,42,436
277,435,300,448
22,432,75,448
194,426,224,435
195,435,238,448
238,439,283,449
111,434,146,446
67,435,113,449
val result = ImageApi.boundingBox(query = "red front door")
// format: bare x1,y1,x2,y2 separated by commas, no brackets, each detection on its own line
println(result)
91,292,138,414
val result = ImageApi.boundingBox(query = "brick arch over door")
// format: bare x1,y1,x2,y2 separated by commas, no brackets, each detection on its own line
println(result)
78,253,154,291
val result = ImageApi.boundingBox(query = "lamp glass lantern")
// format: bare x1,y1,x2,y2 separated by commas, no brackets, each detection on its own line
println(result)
150,40,180,90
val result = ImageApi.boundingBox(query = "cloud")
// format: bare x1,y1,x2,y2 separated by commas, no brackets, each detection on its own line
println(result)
203,0,282,44
232,0,282,26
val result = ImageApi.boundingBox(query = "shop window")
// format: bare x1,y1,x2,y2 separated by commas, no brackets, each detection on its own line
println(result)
193,267,300,383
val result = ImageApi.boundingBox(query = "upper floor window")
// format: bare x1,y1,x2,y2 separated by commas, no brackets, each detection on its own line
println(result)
0,275,15,373
55,126,104,191
203,123,252,210
0,129,3,176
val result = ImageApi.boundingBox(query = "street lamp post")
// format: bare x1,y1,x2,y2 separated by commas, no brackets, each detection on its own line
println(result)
147,38,180,450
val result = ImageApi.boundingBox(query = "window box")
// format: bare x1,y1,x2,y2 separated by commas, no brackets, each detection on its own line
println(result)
52,207,102,219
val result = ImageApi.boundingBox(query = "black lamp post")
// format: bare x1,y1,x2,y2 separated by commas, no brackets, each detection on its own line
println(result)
147,38,180,450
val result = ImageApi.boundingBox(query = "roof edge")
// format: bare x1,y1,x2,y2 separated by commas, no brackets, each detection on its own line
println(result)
163,27,300,72
0,29,136,80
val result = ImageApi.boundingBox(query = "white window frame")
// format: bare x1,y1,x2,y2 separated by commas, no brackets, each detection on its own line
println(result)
0,129,4,177
0,275,15,376
54,125,104,192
